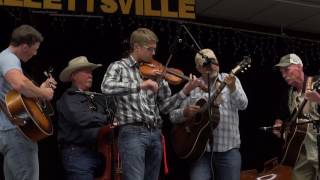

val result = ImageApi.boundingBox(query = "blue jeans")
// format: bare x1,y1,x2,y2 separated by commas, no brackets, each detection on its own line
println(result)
0,128,39,180
190,148,241,180
61,145,105,180
118,124,162,180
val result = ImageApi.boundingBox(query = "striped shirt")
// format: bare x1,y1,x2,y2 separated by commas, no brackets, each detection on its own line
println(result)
101,56,186,126
169,73,248,152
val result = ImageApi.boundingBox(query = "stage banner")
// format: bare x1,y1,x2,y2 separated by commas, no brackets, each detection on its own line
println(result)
0,0,195,19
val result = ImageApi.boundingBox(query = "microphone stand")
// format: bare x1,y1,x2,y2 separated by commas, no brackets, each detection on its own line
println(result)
180,25,217,66
180,24,216,150
181,25,224,157
182,25,220,179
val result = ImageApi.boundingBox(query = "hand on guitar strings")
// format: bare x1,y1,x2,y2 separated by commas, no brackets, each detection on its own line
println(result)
42,68,57,89
305,90,320,103
40,74,56,101
40,76,57,89
182,74,205,95
183,105,200,119
224,74,236,93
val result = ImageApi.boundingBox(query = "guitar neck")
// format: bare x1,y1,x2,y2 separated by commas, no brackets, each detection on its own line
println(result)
288,99,308,125
200,81,226,113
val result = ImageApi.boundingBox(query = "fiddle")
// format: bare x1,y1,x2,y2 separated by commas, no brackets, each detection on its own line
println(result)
139,59,189,85
139,59,208,92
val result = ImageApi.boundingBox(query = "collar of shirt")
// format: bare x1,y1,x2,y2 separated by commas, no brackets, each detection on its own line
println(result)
128,55,139,68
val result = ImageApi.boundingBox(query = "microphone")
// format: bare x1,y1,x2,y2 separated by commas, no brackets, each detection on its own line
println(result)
169,24,184,53
202,58,213,67
259,126,281,131
202,58,219,67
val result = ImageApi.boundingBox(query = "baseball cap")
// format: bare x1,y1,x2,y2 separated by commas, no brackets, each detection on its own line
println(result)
195,49,218,67
274,53,303,68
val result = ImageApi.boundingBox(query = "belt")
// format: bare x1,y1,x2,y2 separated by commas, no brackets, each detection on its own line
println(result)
129,121,160,129
60,143,97,151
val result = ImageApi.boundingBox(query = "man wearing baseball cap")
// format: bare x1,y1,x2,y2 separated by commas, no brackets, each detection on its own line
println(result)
273,53,320,180
56,56,112,179
170,48,248,180
274,53,303,67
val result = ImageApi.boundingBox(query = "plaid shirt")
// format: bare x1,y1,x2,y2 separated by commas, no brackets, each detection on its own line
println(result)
169,73,248,152
101,56,186,126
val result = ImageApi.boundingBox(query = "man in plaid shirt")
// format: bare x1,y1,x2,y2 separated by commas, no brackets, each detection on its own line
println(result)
170,49,248,180
101,28,200,180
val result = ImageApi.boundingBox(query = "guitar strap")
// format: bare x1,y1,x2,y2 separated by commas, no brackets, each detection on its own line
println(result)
288,76,316,125
208,76,221,149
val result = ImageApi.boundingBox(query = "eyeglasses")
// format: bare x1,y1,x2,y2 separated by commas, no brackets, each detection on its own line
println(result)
143,45,157,53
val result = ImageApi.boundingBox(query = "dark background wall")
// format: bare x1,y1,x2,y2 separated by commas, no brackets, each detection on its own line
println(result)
1,7,320,180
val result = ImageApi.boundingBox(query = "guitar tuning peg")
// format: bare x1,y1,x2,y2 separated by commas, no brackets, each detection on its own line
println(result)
48,67,54,73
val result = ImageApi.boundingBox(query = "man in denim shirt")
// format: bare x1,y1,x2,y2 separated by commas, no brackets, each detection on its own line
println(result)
56,56,111,180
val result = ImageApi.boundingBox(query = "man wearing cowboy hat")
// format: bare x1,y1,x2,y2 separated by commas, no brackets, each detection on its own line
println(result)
56,56,112,180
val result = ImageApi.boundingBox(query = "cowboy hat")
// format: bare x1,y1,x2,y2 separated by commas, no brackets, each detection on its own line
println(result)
59,56,102,82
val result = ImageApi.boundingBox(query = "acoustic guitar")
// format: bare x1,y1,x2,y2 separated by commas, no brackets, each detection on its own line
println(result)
171,56,251,161
280,77,320,167
4,69,54,142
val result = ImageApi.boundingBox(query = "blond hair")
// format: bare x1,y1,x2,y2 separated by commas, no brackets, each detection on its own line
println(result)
130,28,158,49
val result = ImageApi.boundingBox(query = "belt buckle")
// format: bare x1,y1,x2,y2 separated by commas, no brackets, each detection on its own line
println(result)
146,123,151,129
147,122,157,129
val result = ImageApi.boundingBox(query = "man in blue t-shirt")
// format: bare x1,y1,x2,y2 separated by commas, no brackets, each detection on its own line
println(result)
0,25,56,180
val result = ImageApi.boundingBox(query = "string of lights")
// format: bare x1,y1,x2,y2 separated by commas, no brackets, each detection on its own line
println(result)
2,7,320,73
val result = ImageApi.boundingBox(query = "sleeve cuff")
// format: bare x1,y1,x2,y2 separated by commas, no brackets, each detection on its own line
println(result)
179,90,187,99
230,88,241,98
130,83,140,93
170,109,186,124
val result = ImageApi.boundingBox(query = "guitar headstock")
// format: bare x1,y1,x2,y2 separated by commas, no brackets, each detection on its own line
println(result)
43,67,55,89
43,67,53,78
230,56,251,75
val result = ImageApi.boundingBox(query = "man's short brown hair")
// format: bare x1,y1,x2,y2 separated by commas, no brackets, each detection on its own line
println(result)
10,24,43,47
130,28,158,49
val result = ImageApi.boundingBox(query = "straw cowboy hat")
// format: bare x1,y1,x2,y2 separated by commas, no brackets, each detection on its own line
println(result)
59,56,102,82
